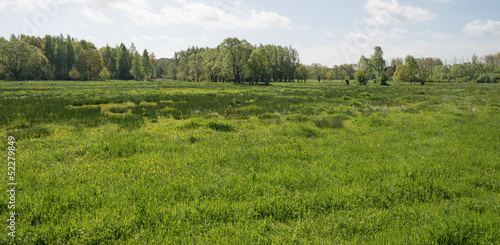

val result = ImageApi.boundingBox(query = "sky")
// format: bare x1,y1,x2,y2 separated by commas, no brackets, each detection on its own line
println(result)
1,0,499,66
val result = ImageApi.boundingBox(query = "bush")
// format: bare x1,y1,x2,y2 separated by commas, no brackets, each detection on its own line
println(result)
354,70,369,85
379,74,389,85
258,112,280,120
314,117,344,129
178,120,203,130
207,121,234,132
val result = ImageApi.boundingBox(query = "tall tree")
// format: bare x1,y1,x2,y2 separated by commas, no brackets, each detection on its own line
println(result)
66,35,75,73
80,49,104,80
248,46,270,85
116,43,131,79
142,49,151,80
54,38,67,79
219,37,253,83
355,55,371,85
404,55,419,84
0,39,48,80
130,51,143,80
296,64,308,82
189,53,203,82
371,46,386,83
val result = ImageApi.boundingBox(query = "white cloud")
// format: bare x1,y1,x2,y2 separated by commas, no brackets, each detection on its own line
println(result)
323,31,336,38
364,0,437,26
463,20,500,36
156,2,292,30
1,0,291,30
426,31,455,39
81,6,111,23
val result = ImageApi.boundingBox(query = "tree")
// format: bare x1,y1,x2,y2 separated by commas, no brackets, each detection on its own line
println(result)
371,46,386,84
219,37,253,83
385,67,395,78
99,67,110,81
189,53,203,82
311,63,327,82
66,35,75,73
296,64,308,82
0,39,48,80
54,38,67,79
116,43,131,79
130,51,143,80
43,35,56,65
80,49,104,80
355,55,371,85
142,49,151,80
391,57,403,67
100,45,117,78
326,70,336,82
393,65,411,83
248,46,270,85
149,52,158,79
404,55,419,84
417,57,442,85
68,67,80,80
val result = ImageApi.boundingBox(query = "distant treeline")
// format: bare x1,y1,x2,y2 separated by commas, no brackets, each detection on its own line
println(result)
1,34,499,84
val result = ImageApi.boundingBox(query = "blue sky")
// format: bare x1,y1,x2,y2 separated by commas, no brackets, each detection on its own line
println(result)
1,0,499,66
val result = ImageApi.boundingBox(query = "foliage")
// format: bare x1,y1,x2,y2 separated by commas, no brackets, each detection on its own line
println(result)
355,55,371,85
371,46,386,81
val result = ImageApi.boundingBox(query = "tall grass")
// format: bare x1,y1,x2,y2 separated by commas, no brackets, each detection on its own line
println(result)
0,80,499,243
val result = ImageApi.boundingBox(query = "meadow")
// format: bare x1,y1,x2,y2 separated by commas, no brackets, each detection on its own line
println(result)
1,80,499,244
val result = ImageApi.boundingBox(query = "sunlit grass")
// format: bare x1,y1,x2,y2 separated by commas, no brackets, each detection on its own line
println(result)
0,80,499,244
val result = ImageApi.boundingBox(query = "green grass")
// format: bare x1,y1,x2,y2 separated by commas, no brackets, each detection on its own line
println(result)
1,80,499,244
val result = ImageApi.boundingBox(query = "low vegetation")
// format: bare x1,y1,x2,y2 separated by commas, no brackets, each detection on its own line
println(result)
1,80,499,243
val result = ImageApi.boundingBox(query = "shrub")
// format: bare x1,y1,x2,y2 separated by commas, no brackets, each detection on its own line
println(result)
207,121,234,132
314,117,344,129
109,107,129,114
258,112,280,120
286,114,310,122
178,120,203,130
354,70,369,85
298,125,320,138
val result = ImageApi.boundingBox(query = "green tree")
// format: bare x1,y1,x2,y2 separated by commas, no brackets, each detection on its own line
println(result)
130,51,143,80
311,63,327,82
401,55,418,84
0,39,48,80
189,53,203,82
54,38,67,79
295,64,308,82
66,35,75,73
99,67,111,81
68,67,80,80
100,45,117,78
355,55,371,85
219,37,253,83
80,49,104,80
142,49,151,80
393,64,411,83
116,43,131,79
43,35,56,65
248,46,270,85
371,46,386,84
149,52,158,79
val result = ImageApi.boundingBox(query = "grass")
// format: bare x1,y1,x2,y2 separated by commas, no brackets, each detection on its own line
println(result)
1,80,499,244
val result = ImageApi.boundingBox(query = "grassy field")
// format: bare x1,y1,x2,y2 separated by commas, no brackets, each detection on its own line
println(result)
1,80,499,244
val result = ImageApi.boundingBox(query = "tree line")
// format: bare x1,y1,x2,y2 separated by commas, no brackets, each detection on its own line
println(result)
352,47,500,85
155,38,301,85
0,34,157,81
1,34,499,84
